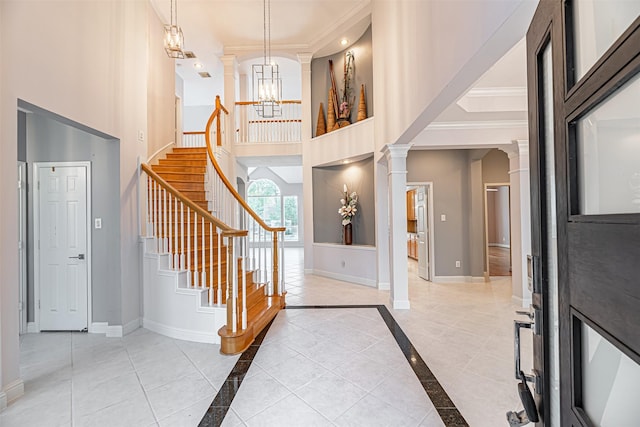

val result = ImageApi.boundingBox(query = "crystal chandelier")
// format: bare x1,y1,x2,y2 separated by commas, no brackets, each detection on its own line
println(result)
252,0,282,117
164,0,184,59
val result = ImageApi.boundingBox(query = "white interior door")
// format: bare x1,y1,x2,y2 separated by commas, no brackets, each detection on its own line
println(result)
416,186,429,280
37,164,89,331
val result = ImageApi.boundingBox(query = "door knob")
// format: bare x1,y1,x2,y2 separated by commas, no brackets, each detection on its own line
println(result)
69,254,85,260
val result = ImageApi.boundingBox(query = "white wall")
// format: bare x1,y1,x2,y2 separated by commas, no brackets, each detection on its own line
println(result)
371,0,536,151
0,0,175,393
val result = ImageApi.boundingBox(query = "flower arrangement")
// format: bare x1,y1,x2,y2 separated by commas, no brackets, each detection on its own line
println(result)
338,184,358,225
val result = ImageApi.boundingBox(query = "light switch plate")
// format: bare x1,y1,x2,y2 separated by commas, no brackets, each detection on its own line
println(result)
95,218,102,229
441,214,446,222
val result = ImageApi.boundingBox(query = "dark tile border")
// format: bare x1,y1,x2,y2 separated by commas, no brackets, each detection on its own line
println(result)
200,305,468,427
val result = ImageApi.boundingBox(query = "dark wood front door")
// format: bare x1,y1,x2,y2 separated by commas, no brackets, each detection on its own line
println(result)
527,1,640,425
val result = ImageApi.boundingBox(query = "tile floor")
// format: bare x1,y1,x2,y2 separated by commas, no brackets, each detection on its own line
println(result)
0,248,531,426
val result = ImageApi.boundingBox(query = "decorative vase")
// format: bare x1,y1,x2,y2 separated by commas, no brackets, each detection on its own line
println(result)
344,223,352,245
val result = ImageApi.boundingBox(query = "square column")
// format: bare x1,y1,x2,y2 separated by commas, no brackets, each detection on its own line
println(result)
383,145,411,309
503,140,531,306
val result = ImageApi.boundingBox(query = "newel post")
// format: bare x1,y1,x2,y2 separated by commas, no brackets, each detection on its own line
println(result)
225,235,235,332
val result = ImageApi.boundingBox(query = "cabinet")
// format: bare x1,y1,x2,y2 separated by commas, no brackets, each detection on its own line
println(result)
406,189,416,220
407,233,418,259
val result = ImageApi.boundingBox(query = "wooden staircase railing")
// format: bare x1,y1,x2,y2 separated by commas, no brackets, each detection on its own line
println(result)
140,164,247,311
204,96,287,353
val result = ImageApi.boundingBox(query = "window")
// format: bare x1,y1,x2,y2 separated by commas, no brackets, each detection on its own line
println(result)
247,179,299,241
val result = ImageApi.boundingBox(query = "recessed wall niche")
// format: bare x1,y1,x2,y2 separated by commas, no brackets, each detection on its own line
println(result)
312,155,375,246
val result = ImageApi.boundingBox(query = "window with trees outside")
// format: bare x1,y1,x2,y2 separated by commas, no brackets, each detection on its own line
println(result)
247,179,299,241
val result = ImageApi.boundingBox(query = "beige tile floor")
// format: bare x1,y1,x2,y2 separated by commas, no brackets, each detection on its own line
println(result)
0,248,530,426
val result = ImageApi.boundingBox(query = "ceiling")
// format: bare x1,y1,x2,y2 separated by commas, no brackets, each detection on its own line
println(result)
153,1,528,180
152,0,371,105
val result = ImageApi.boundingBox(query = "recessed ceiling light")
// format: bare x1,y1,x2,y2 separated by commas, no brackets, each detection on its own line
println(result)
194,62,203,69
340,38,349,46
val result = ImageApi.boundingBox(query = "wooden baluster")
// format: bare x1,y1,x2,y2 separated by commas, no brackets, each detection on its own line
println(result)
273,230,279,296
241,243,247,330
209,222,213,305
201,217,206,288
168,193,173,268
217,231,222,305
180,202,185,270
194,211,199,287
187,206,191,286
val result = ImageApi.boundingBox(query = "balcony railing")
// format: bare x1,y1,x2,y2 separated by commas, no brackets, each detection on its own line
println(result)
235,100,301,143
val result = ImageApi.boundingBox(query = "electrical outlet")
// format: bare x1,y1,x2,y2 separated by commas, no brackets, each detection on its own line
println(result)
441,214,446,222
455,260,461,268
137,130,145,142
95,218,102,229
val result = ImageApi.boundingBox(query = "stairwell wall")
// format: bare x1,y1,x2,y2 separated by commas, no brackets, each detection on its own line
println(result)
0,0,175,392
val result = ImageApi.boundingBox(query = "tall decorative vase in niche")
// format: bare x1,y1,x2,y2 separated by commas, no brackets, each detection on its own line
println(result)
344,223,353,245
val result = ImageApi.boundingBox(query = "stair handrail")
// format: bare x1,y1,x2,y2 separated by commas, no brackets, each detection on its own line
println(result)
204,96,286,296
141,163,236,233
205,97,284,234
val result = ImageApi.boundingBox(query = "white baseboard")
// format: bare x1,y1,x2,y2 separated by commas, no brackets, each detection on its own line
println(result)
90,320,138,338
377,281,390,291
27,322,38,333
143,318,219,344
0,391,6,411
123,318,142,336
311,269,376,288
470,276,486,283
392,299,410,310
303,268,314,275
4,379,24,403
89,322,108,334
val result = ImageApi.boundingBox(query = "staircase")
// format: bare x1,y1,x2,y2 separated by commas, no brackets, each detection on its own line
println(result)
141,141,283,353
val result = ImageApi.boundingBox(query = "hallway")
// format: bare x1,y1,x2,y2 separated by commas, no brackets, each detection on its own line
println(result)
1,249,529,426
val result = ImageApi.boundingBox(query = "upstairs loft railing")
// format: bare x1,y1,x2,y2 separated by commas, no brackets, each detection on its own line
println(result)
235,100,301,143
140,164,251,333
204,98,287,296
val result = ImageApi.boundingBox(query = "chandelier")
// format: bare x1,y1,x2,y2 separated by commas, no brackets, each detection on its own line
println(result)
164,0,184,59
252,0,282,117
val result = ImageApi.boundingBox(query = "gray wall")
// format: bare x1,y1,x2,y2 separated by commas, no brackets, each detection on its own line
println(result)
312,156,375,246
311,25,373,137
407,148,511,278
482,148,509,183
407,150,471,276
247,167,304,248
26,112,121,325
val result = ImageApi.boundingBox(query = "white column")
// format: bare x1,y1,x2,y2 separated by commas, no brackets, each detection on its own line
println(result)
375,157,390,290
383,144,411,309
221,54,238,149
220,55,238,185
298,53,314,271
503,140,531,306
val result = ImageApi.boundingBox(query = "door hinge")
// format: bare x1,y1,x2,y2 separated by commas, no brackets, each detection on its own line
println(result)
38,300,41,309
18,180,22,189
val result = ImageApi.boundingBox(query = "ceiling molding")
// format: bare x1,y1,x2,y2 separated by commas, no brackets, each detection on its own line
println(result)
426,120,528,131
457,86,527,113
